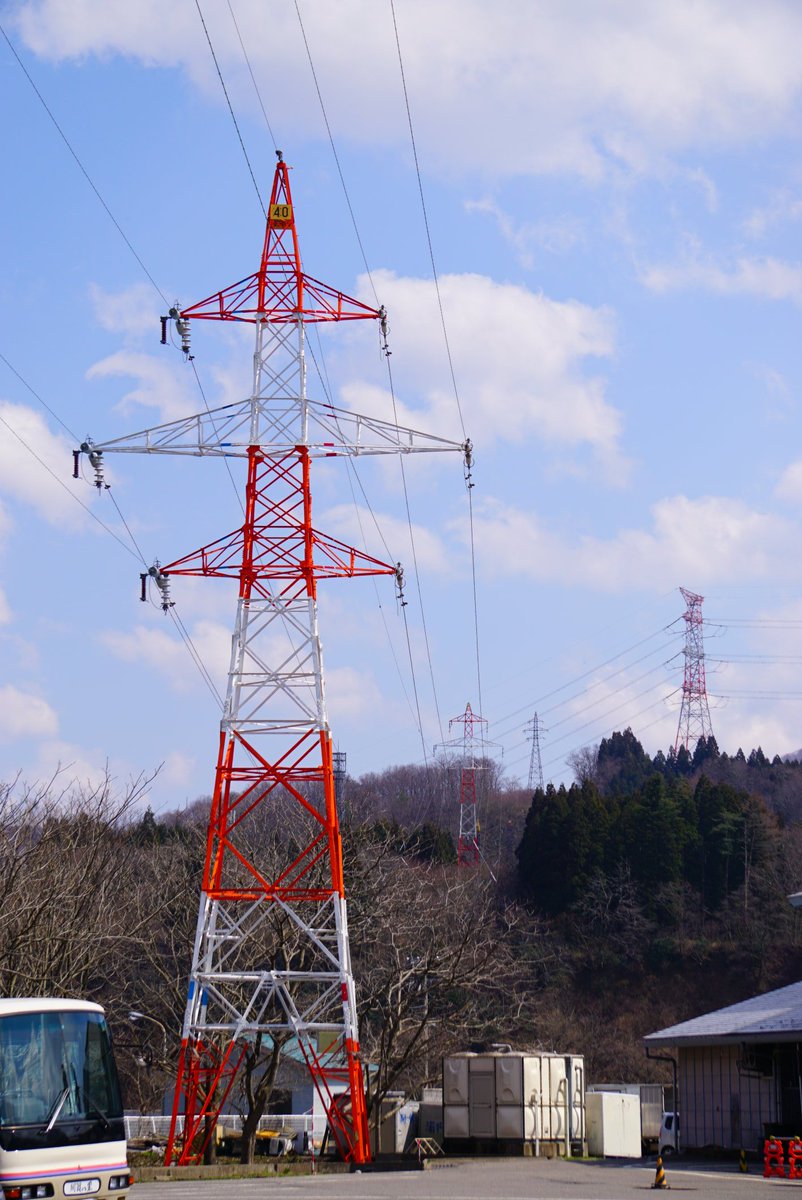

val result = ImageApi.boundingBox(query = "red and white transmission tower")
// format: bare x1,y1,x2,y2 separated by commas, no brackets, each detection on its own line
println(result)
674,586,714,753
437,703,496,866
77,154,465,1165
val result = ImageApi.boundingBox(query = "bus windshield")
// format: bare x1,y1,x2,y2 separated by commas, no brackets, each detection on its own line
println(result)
0,1008,123,1151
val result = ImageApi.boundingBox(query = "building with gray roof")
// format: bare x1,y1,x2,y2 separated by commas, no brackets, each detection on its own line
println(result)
644,980,802,1153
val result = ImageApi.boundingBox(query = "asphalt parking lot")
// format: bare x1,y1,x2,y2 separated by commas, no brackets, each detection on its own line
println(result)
130,1157,783,1200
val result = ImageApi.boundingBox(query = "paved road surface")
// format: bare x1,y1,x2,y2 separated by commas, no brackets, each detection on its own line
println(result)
130,1158,779,1200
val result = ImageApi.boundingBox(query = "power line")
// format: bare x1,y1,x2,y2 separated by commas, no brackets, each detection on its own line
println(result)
193,0,266,218
538,695,681,779
489,622,682,737
226,0,279,150
293,0,378,301
0,21,168,308
0,351,224,708
294,2,450,747
388,0,484,730
0,351,79,442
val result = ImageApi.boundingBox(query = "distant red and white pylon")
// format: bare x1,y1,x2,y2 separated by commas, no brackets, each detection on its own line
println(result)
77,153,467,1166
437,702,498,866
674,586,713,753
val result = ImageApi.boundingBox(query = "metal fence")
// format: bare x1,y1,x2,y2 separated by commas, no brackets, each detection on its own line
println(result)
124,1112,325,1148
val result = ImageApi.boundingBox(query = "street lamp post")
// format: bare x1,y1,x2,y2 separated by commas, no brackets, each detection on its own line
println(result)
128,1010,169,1063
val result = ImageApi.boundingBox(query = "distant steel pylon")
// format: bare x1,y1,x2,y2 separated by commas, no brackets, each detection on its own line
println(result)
674,586,713,753
524,712,546,791
436,703,499,867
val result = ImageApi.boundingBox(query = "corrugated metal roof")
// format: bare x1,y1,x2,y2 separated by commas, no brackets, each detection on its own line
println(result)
645,979,802,1047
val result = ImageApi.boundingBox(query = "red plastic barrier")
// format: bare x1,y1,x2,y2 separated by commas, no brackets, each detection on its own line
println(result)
788,1137,802,1180
764,1137,786,1179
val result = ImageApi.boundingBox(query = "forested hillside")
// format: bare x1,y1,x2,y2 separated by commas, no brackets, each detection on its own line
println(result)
3,732,802,1157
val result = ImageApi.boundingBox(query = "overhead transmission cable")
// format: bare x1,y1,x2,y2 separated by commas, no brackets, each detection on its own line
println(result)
533,685,682,774
539,694,682,777
493,634,682,745
193,0,266,218
208,0,431,753
293,0,445,751
488,620,683,739
225,0,279,150
304,333,428,751
0,22,168,308
3,3,245,530
502,659,680,770
0,400,138,561
0,358,224,707
388,0,485,740
0,21,227,708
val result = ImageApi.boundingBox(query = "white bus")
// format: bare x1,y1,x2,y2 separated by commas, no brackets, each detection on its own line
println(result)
0,999,132,1200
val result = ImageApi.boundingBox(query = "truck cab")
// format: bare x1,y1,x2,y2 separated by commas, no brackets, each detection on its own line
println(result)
659,1111,679,1157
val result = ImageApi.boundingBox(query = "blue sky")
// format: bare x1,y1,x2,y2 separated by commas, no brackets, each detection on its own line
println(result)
2,0,802,813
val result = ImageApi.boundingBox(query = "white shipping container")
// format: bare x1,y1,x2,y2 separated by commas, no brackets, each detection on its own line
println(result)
585,1091,641,1158
442,1052,585,1151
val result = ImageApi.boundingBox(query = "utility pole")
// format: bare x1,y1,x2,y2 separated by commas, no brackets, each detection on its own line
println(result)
76,154,466,1166
674,586,713,753
524,712,546,792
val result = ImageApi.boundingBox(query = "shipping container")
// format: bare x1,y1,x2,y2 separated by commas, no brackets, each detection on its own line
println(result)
585,1091,641,1158
587,1082,669,1152
442,1051,585,1156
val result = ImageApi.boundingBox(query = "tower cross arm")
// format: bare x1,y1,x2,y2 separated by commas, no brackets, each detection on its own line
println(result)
80,398,468,460
179,270,382,325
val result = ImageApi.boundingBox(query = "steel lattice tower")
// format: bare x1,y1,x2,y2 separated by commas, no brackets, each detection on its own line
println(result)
674,586,713,753
77,156,464,1165
437,703,491,867
524,712,546,792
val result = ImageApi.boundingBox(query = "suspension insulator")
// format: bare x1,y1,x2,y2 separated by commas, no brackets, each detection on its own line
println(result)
176,318,191,357
87,450,105,490
160,316,168,345
72,450,80,479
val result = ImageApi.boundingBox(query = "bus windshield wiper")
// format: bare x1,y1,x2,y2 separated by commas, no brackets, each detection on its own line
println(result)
45,1086,70,1133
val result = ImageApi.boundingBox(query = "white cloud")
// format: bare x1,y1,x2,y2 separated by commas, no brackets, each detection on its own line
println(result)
640,249,802,303
89,282,164,339
742,190,802,238
321,503,449,575
0,685,59,741
0,403,86,528
23,740,115,793
99,619,231,693
0,588,11,625
750,363,795,421
465,199,584,268
13,1,802,180
345,270,623,473
471,494,795,592
325,665,386,720
775,460,802,504
87,351,198,422
160,751,196,789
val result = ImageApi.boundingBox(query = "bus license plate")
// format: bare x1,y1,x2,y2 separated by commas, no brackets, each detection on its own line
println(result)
64,1180,101,1196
